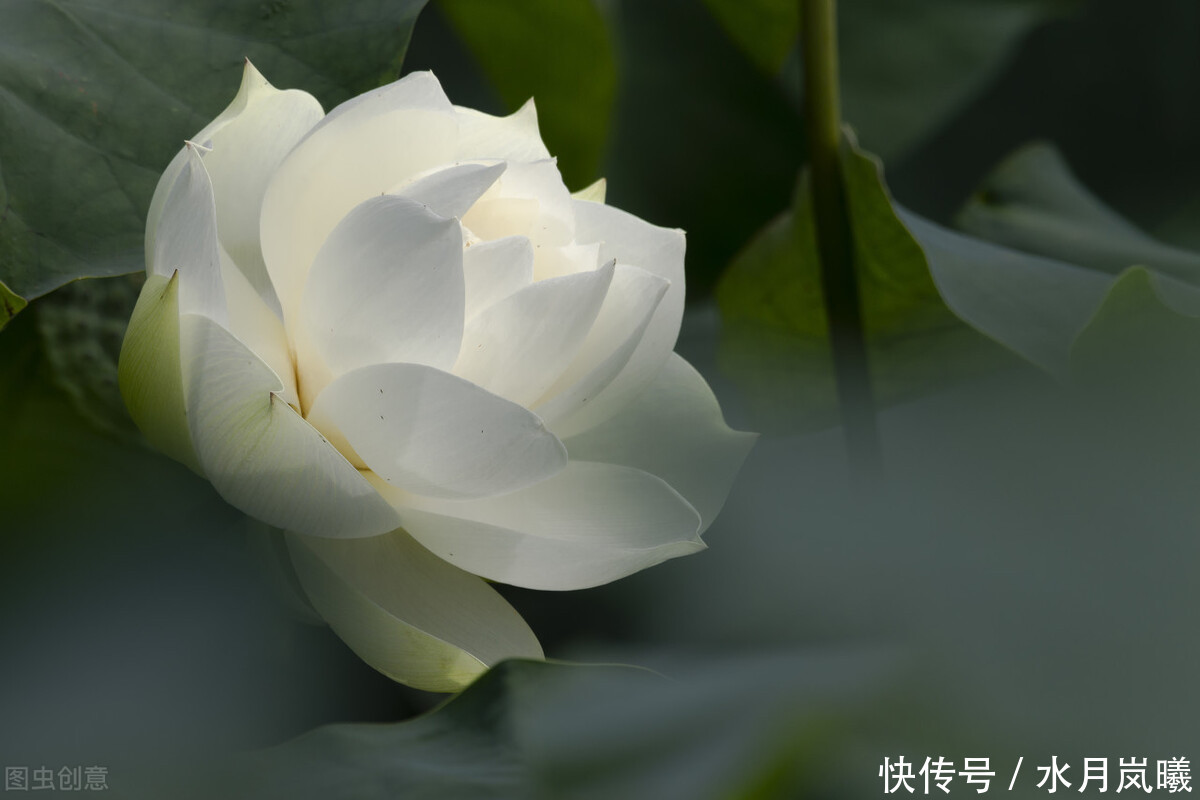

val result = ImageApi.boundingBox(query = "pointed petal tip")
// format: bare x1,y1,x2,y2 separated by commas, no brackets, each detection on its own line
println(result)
398,69,448,94
239,57,271,93
183,139,213,155
572,177,607,204
505,97,540,131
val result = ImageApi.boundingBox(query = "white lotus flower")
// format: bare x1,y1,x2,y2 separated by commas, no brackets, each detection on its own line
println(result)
119,62,753,692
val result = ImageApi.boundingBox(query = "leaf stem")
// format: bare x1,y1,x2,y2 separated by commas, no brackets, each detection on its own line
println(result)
800,0,881,480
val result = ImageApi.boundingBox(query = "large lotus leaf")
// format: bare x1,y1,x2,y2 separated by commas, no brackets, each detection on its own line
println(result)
144,654,896,800
935,141,1200,377
957,142,1200,284
716,132,1012,432
1070,266,1200,414
716,135,1200,433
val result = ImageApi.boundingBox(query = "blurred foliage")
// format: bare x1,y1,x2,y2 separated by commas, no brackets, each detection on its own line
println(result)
705,0,1069,160
35,275,143,440
599,0,805,300
0,0,428,327
717,134,1200,433
603,357,1200,772
900,211,1110,379
162,655,897,800
890,0,1200,226
939,141,1200,378
829,0,1073,161
438,0,615,190
1155,192,1200,252
700,0,798,74
0,279,26,329
717,133,1009,432
1071,267,1200,399
958,142,1200,283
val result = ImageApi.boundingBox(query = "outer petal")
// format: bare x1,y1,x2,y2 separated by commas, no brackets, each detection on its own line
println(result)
146,61,273,269
180,313,400,538
198,67,324,311
150,146,226,325
301,196,465,381
562,200,687,435
534,264,668,432
260,72,459,322
117,272,201,473
307,363,567,499
453,99,551,163
147,62,324,313
454,260,615,407
287,530,542,692
150,141,297,405
386,462,704,590
563,353,756,532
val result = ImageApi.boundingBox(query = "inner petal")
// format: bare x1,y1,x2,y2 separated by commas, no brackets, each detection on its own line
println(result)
463,236,535,320
306,362,568,500
453,260,616,407
299,195,466,408
388,161,506,219
260,72,460,326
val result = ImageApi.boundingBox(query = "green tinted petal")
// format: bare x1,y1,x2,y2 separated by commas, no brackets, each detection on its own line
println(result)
287,530,543,692
117,272,201,473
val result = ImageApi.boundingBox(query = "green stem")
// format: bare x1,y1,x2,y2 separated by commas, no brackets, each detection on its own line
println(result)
800,0,881,480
